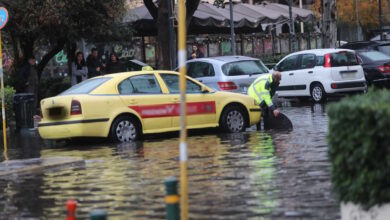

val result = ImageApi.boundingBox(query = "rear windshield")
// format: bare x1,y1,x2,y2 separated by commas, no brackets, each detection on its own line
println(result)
222,60,269,76
359,51,390,61
60,78,111,95
331,51,359,67
378,45,390,56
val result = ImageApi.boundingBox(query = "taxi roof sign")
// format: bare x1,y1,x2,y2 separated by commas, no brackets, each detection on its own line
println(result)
142,66,153,71
0,7,8,30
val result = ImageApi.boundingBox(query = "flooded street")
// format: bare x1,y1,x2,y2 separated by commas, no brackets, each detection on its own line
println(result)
0,102,339,219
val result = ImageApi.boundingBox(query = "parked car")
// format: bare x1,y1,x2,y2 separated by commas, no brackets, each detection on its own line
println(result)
179,56,269,93
38,71,261,142
356,50,390,88
340,41,390,56
272,49,366,102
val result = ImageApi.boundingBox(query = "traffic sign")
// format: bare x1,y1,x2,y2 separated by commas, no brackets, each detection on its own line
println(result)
0,7,9,30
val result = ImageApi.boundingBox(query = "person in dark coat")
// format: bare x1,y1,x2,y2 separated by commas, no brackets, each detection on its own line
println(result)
18,56,39,114
86,48,104,78
18,56,37,93
106,53,124,74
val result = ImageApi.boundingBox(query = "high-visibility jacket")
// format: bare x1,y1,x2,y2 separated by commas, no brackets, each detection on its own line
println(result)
248,74,277,111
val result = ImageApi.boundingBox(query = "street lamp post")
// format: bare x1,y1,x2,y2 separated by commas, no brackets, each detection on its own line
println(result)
379,0,383,40
229,0,236,55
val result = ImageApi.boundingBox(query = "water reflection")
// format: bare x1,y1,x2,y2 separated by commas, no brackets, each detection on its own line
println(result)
0,103,339,219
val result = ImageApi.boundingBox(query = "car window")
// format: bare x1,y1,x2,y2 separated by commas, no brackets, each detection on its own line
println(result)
359,51,390,61
300,54,316,69
160,74,202,94
187,62,215,78
316,56,325,66
61,78,111,95
118,74,161,94
221,60,269,76
278,55,299,71
331,51,359,66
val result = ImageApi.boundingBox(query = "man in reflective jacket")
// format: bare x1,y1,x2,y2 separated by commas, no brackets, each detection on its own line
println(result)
248,72,282,129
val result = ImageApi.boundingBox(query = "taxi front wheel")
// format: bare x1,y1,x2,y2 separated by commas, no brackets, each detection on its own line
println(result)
110,116,140,142
220,106,246,133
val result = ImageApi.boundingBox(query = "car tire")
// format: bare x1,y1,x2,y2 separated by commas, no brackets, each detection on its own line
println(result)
310,83,326,103
110,116,140,143
220,106,246,133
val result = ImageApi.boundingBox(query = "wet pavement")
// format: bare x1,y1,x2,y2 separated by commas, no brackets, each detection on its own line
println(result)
0,101,339,219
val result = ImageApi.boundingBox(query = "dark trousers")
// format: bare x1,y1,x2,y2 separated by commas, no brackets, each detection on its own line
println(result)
256,102,273,130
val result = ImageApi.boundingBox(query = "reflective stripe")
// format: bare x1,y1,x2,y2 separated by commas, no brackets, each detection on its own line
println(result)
252,78,270,103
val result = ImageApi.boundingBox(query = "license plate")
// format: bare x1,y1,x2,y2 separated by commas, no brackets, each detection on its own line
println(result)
341,73,356,80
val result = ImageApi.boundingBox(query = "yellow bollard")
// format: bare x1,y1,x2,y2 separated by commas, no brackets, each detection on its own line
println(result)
177,0,188,219
0,31,8,159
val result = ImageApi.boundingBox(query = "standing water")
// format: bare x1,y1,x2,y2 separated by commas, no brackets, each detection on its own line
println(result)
0,103,339,219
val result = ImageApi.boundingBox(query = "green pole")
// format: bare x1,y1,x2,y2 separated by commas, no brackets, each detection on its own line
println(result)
165,176,180,220
89,209,107,220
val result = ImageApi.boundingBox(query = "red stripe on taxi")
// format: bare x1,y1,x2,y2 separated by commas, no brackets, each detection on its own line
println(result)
129,101,216,118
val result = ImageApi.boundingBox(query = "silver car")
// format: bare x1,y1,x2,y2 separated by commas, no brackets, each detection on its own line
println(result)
180,56,269,93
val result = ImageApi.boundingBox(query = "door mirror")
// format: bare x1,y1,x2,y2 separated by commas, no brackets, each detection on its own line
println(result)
201,86,209,93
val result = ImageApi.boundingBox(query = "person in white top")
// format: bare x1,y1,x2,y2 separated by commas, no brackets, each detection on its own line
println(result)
71,52,88,85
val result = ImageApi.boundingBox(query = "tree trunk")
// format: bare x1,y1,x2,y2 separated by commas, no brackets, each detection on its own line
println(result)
36,38,66,79
322,0,337,48
20,36,34,63
144,0,200,70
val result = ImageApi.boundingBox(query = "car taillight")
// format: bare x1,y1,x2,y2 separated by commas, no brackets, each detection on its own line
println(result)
71,100,82,115
324,54,331,68
356,54,360,64
217,82,237,90
378,65,390,74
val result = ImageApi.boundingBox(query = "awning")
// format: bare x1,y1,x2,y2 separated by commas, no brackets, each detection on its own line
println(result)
123,2,315,35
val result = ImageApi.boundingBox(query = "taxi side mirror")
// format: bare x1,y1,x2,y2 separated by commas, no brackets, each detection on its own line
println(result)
201,86,209,93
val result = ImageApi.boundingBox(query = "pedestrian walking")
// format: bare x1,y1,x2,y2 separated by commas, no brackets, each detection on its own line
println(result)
71,52,88,85
106,53,124,74
86,48,103,78
190,44,204,60
248,72,282,130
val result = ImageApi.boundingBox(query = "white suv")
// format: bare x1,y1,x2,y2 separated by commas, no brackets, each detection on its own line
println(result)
273,49,367,102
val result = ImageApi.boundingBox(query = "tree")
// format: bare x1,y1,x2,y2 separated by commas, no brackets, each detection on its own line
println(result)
143,0,200,69
313,0,389,39
0,0,130,79
321,0,337,48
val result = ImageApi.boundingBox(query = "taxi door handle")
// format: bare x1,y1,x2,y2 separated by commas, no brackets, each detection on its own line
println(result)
289,73,294,76
172,97,180,102
129,99,138,105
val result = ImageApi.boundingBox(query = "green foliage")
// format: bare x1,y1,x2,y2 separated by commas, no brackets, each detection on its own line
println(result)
39,76,71,99
327,89,390,209
0,86,16,125
1,0,130,42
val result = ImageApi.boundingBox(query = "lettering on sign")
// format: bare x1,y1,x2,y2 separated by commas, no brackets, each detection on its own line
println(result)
129,101,216,118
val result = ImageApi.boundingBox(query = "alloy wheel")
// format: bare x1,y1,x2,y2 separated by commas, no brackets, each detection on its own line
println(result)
115,120,136,142
226,110,244,132
312,86,323,102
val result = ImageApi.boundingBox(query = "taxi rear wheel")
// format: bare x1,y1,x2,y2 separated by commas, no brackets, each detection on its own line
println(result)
220,106,246,133
110,116,140,142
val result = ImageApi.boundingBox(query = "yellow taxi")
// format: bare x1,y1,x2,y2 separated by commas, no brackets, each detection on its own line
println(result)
38,71,261,142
